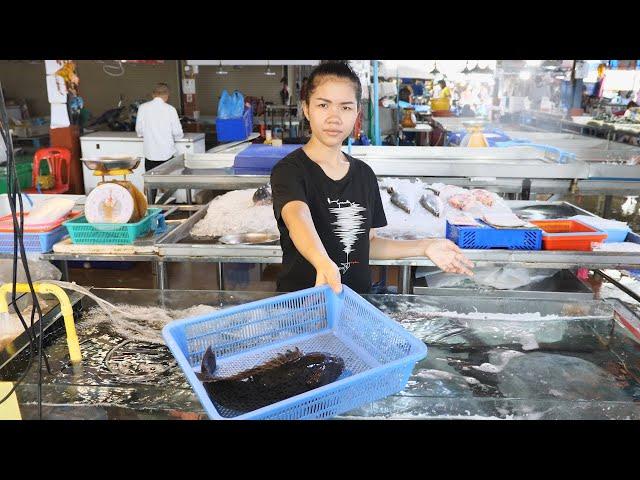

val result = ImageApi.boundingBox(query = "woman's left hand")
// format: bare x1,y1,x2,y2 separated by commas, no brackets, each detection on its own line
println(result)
424,239,475,276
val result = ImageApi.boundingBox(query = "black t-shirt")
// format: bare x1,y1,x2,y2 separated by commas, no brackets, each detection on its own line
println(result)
271,147,387,294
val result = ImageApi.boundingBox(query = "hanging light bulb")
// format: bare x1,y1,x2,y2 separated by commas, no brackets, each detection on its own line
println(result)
429,61,440,77
461,61,472,75
216,60,228,75
264,60,276,76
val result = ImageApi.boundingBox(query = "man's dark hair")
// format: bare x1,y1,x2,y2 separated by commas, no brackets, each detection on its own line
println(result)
303,61,362,105
399,86,413,103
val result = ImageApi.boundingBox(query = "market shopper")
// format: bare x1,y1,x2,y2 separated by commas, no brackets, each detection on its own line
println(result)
135,83,184,203
271,62,474,294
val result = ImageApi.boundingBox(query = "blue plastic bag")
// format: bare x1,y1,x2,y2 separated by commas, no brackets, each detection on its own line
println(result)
230,90,245,118
217,90,232,119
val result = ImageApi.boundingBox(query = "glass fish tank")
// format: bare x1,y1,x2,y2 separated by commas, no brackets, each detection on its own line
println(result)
1,289,639,420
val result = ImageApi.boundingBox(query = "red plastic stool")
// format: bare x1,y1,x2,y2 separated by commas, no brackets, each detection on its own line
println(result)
24,147,71,194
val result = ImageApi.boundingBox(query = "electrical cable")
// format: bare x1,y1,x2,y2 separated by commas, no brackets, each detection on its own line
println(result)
0,83,47,418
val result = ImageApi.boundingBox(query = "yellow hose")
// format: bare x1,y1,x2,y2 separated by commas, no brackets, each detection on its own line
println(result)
0,282,81,363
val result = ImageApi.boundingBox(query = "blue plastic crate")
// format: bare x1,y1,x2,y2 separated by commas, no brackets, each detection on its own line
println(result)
216,106,253,142
0,225,68,254
234,144,303,172
162,285,427,420
447,220,542,250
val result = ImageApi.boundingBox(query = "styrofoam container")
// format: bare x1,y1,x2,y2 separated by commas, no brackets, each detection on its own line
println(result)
0,193,85,217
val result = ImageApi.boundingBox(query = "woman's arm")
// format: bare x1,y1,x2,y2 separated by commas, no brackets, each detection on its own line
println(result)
281,200,342,293
369,229,474,276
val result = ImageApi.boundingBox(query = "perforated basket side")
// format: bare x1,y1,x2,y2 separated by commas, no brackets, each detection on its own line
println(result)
183,288,329,367
0,227,67,253
334,290,423,366
256,361,415,420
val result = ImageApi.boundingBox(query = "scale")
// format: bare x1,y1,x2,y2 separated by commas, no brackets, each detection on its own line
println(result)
81,156,148,224
459,120,490,148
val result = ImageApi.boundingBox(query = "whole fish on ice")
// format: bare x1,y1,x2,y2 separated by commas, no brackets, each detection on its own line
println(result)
196,346,345,412
419,191,443,217
252,183,272,206
387,187,411,214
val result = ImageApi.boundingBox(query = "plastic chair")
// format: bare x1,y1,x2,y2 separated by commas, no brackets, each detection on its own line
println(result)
24,147,71,194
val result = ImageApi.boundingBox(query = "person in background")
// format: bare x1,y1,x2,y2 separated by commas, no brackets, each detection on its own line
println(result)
280,77,290,105
135,83,184,203
438,80,452,101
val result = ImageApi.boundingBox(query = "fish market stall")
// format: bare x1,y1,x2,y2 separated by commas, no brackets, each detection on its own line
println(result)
2,287,639,420
153,183,640,294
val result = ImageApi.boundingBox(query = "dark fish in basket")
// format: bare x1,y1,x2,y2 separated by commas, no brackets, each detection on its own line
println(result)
196,346,345,412
419,192,443,217
253,183,272,206
387,187,411,214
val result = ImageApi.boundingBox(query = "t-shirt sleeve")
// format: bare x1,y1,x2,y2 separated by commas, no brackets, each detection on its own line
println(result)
270,159,308,221
368,166,387,228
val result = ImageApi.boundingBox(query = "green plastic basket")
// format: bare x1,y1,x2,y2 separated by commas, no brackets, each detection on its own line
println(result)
0,162,32,194
63,208,162,245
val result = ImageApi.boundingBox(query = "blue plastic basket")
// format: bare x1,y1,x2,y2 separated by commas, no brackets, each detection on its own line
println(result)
63,208,162,245
162,285,427,420
447,220,543,250
216,106,253,142
0,225,68,254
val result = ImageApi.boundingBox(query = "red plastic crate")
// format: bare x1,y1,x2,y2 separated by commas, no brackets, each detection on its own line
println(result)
530,219,608,251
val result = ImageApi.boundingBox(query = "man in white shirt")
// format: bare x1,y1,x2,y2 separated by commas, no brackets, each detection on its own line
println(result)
135,83,183,203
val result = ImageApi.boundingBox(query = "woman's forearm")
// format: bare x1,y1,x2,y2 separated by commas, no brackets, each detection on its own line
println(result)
282,201,332,268
370,236,434,259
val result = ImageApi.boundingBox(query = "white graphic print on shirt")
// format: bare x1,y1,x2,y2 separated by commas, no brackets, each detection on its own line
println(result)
327,198,367,274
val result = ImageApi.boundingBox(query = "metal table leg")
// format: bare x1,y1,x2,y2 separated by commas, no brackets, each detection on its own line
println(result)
186,189,193,205
218,262,225,290
399,266,412,294
56,260,69,281
156,261,168,291
603,195,613,219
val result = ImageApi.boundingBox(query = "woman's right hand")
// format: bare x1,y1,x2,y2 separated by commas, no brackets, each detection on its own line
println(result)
314,258,343,294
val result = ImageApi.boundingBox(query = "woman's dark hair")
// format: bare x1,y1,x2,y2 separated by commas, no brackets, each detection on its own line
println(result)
627,101,638,109
303,61,362,105
438,80,447,88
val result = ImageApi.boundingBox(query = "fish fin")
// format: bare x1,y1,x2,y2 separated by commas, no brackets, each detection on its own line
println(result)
229,348,303,379
200,346,217,380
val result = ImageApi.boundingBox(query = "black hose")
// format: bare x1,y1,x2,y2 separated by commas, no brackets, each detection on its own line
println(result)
0,83,46,419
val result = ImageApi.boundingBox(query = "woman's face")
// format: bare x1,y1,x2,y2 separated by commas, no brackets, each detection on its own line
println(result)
303,77,358,148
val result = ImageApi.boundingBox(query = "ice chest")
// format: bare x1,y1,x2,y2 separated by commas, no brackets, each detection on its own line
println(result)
162,285,428,420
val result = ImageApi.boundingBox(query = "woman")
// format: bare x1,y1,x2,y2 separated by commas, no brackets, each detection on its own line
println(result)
271,62,474,294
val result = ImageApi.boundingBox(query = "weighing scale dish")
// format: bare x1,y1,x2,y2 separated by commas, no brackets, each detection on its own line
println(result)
81,156,142,172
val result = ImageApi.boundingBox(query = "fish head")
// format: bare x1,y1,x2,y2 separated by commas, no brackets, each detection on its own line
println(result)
252,183,273,206
302,352,345,386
